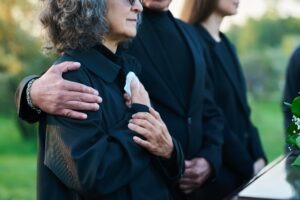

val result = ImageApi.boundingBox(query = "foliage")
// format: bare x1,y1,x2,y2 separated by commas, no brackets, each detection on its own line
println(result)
0,0,52,139
229,15,300,54
285,96,300,165
227,13,300,100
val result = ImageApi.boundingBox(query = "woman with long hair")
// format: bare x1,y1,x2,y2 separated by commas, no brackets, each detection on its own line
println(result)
181,0,266,198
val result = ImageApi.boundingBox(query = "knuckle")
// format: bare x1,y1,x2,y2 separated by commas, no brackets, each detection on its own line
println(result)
64,111,73,118
74,101,82,108
56,79,64,87
49,107,57,114
56,91,64,101
81,85,88,92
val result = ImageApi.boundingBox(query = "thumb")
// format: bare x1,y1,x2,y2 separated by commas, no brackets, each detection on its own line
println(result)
51,61,81,74
185,160,194,168
130,78,139,97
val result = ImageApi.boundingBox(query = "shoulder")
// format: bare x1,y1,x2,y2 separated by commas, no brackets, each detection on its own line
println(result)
287,46,300,74
53,54,91,86
175,18,198,35
291,46,300,61
174,18,190,28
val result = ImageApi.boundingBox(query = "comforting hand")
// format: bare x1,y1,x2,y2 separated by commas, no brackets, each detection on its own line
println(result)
30,61,102,119
123,79,150,108
253,158,266,175
179,158,212,194
128,107,174,159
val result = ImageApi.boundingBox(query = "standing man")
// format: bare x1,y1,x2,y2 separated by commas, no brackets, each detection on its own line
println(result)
16,0,224,199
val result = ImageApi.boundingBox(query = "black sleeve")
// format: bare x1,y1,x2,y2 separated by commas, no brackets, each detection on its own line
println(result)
15,75,41,123
283,47,300,130
44,69,153,197
45,108,152,196
247,122,267,162
154,137,185,184
222,123,254,180
44,69,184,197
131,104,185,183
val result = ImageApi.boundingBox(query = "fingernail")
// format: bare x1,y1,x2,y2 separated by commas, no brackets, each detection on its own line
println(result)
132,114,135,118
93,90,99,96
82,114,87,119
97,97,102,103
133,136,139,141
94,104,100,110
74,62,81,66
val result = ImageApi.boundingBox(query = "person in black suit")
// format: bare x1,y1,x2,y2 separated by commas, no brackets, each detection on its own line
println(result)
16,0,224,199
19,0,185,199
283,47,300,133
181,0,267,199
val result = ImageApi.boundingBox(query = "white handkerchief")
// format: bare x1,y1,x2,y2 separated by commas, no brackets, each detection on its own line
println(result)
124,71,140,96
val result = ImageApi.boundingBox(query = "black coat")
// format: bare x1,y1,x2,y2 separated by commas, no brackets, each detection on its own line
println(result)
16,11,224,200
195,26,266,198
122,12,224,180
35,47,184,200
283,46,300,130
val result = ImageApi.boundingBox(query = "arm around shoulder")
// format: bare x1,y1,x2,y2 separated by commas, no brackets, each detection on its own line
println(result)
15,75,41,123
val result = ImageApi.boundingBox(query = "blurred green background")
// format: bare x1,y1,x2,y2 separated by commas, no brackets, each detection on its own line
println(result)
1,0,300,199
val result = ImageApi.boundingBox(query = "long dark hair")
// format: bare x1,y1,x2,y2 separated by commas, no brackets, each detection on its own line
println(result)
181,0,218,25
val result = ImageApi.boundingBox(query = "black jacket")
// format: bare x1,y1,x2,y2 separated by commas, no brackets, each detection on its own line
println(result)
16,11,224,199
35,47,184,200
195,26,266,182
123,12,224,177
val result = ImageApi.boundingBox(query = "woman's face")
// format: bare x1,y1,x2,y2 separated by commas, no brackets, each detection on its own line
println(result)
216,0,239,17
106,0,143,42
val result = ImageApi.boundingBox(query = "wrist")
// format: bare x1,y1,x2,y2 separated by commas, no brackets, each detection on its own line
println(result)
164,138,174,159
26,78,41,114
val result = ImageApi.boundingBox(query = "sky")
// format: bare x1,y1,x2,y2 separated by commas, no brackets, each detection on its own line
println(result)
169,0,300,30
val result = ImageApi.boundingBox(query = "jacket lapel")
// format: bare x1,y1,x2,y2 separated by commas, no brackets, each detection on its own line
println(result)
136,14,186,114
213,33,249,114
197,26,249,114
175,20,205,115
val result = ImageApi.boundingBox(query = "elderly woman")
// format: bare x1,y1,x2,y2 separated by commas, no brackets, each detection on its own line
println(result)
36,0,184,199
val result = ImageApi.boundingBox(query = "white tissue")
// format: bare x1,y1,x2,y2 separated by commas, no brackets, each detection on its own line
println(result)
124,71,140,96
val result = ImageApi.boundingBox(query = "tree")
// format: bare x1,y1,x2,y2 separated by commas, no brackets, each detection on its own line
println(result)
0,0,52,139
227,11,300,99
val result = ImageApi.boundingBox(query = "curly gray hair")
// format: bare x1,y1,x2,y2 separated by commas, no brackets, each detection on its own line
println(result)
40,0,108,53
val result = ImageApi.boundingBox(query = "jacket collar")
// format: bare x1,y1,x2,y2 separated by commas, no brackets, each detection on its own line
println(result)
65,46,121,83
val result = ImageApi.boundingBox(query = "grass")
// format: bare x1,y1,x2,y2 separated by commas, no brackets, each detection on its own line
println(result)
0,100,286,199
0,116,37,200
249,98,285,161
0,155,36,200
0,116,36,155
